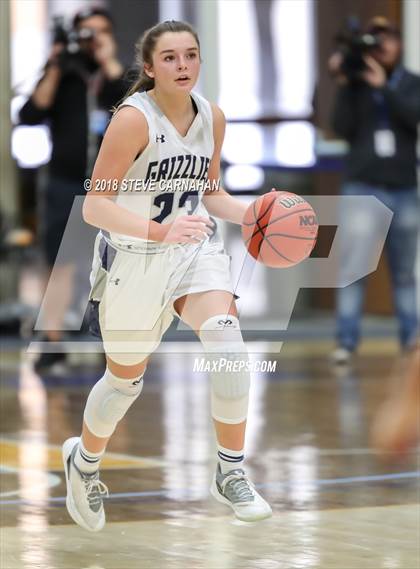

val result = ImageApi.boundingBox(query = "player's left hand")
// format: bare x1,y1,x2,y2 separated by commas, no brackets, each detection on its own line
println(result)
362,55,387,88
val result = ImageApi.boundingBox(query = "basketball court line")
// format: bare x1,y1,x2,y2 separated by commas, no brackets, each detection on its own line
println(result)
265,447,420,457
2,436,417,471
1,470,418,507
0,438,166,471
2,502,419,530
0,465,61,498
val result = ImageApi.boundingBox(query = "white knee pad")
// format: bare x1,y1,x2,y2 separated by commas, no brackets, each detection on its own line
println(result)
199,315,250,424
83,368,144,438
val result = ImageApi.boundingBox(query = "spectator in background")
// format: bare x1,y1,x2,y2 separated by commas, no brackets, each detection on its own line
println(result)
328,17,420,365
19,6,128,373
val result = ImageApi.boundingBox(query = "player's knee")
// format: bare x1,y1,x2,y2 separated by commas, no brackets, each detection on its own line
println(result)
106,354,148,378
199,315,250,423
199,314,244,351
84,368,144,438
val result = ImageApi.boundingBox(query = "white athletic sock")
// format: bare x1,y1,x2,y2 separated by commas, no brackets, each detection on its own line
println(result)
74,437,105,474
217,444,244,474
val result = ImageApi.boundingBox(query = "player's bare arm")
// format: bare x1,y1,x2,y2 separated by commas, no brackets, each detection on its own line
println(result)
83,106,161,239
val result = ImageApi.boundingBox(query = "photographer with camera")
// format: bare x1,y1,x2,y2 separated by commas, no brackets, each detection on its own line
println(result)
328,17,420,364
19,7,128,373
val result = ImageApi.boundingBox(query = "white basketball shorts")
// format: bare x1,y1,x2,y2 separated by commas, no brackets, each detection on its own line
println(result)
88,233,235,365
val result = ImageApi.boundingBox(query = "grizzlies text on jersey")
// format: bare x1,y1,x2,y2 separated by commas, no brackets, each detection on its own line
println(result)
109,90,215,246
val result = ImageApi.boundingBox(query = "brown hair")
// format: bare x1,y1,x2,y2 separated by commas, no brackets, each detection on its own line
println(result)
125,20,200,97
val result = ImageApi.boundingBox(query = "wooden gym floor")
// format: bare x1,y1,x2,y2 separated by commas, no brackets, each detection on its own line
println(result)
0,340,419,569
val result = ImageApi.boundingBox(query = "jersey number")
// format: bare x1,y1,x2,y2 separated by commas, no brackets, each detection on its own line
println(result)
152,191,199,223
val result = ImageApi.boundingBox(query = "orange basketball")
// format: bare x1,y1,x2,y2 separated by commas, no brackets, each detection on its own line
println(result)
241,190,318,268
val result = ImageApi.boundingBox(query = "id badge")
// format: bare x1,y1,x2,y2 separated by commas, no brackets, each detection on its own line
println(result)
89,109,108,136
374,129,396,157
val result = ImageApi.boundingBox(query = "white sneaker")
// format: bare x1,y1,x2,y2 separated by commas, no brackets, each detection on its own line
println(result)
210,464,272,522
330,347,352,365
62,437,108,532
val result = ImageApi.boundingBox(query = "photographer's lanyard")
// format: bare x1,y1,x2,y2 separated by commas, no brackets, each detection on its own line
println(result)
372,66,403,158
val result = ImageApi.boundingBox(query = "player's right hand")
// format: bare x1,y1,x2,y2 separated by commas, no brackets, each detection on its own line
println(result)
160,215,214,244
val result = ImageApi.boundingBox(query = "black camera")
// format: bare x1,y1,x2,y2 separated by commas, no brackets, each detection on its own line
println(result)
50,16,97,74
335,17,381,82
52,16,95,53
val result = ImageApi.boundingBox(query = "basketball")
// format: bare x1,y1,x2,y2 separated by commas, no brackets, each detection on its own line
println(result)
241,190,318,268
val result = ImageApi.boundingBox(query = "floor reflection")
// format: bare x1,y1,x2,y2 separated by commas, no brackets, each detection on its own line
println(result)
0,345,418,569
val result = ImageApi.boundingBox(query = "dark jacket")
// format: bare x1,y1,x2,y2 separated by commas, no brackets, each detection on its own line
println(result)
331,66,420,188
19,69,128,182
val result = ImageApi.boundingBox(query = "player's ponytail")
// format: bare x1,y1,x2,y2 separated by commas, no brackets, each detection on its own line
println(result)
125,20,200,98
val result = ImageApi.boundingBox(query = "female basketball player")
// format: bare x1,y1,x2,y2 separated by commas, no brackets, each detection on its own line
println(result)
62,20,272,531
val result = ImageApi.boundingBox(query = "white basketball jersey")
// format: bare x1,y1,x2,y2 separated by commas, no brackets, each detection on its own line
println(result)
108,90,215,247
